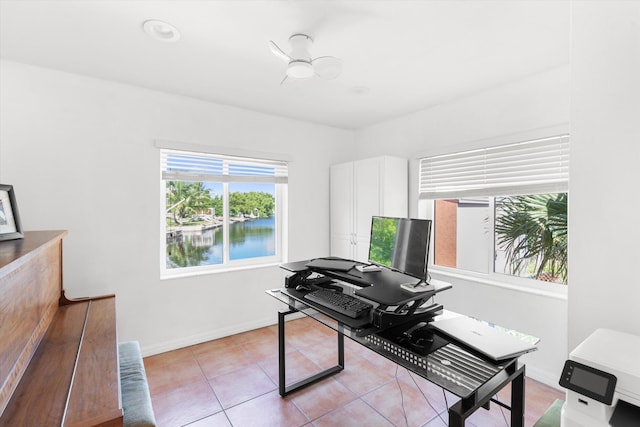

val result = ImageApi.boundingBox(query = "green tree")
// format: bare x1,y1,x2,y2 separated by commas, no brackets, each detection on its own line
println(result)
166,181,212,224
369,218,397,265
211,194,223,217
495,193,568,283
229,191,275,217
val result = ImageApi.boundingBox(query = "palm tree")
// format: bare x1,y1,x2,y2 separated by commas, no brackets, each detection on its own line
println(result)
166,181,212,224
494,193,567,283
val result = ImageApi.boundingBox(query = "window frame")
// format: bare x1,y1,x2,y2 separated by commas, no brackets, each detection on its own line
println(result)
159,148,288,279
418,134,569,296
421,197,568,298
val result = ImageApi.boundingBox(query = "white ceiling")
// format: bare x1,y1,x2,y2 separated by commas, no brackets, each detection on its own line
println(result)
0,0,570,129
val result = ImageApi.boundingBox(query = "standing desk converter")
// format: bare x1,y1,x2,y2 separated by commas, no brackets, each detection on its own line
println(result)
266,259,534,427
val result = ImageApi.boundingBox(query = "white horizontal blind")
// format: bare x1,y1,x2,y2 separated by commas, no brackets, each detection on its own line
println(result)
161,149,288,184
419,135,569,199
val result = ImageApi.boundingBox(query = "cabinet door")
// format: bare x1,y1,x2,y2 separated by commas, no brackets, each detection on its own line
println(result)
330,162,354,258
354,233,372,262
330,157,407,262
353,158,380,262
379,156,408,218
331,234,354,260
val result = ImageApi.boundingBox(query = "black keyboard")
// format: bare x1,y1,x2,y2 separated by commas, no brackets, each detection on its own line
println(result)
303,289,373,318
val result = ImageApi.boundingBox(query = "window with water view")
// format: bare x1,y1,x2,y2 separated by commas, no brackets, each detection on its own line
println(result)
161,149,287,276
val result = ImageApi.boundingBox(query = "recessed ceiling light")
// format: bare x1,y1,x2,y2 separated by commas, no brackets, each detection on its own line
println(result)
350,86,370,95
142,20,181,43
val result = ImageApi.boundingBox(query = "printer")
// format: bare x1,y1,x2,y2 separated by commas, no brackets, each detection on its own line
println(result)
560,328,640,427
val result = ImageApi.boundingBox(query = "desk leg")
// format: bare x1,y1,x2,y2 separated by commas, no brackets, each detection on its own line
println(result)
278,310,290,397
337,323,345,367
511,365,525,427
278,309,345,397
448,363,526,427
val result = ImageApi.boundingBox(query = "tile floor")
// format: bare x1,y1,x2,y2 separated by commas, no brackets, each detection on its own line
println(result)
144,317,564,427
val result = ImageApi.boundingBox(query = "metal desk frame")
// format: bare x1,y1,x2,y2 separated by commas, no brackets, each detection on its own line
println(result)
273,292,526,427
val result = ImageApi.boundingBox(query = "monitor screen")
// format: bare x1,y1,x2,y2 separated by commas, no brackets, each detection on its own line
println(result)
368,216,432,280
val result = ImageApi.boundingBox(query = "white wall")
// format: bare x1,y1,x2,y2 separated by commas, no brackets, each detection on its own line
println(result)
0,60,355,355
4,1,637,388
349,2,640,386
568,2,640,349
353,66,571,386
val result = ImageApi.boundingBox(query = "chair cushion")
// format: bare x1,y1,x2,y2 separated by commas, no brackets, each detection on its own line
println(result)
118,341,156,427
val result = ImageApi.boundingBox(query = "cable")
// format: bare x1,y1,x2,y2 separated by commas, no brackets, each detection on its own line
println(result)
407,370,448,426
395,364,409,427
442,388,450,422
494,394,509,426
408,372,510,427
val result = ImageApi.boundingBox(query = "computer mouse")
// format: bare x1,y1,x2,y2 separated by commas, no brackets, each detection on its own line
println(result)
295,283,312,292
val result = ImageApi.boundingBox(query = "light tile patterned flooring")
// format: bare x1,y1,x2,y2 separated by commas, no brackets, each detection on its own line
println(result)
144,317,564,427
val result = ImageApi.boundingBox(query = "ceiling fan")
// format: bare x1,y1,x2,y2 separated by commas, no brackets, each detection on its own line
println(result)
269,34,342,83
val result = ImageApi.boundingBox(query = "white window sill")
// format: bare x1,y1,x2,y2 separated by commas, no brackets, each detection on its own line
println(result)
161,260,282,280
429,267,568,301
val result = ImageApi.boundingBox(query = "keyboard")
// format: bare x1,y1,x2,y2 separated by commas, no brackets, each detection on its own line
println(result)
303,289,373,318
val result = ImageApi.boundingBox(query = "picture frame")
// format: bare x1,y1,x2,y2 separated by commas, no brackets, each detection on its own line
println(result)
0,184,24,241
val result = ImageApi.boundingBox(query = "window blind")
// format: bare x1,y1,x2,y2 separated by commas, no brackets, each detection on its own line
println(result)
419,134,569,199
161,149,288,184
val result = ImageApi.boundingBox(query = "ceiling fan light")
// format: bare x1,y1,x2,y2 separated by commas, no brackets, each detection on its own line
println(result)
287,61,314,79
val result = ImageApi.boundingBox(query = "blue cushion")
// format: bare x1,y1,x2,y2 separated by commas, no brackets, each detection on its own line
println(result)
118,341,156,427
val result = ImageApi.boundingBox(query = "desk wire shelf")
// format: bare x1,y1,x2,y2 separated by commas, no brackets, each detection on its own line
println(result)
365,335,503,397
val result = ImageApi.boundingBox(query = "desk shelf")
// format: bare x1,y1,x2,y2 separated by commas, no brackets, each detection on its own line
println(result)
267,287,526,427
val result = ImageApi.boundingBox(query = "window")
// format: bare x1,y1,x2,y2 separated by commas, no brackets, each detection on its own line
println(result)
160,149,288,277
420,135,569,286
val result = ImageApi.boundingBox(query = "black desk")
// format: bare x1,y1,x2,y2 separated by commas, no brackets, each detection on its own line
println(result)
267,261,529,427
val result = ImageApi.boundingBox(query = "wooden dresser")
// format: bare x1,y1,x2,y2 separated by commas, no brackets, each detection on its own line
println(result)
0,231,123,426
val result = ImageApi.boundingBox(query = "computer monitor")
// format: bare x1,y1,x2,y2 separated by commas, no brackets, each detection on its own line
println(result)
368,216,432,282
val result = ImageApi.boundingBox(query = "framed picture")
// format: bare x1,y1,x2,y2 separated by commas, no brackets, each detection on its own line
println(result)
0,184,24,241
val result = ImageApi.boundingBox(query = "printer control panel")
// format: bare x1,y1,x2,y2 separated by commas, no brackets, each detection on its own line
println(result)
560,359,617,405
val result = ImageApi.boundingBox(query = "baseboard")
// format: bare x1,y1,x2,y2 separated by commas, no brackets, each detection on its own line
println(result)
138,312,307,358
525,364,565,392
140,317,277,357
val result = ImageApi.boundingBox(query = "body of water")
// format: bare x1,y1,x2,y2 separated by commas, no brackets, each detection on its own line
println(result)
166,217,275,268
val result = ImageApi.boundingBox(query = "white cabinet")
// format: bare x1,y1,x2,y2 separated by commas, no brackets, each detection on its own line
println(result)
330,156,408,262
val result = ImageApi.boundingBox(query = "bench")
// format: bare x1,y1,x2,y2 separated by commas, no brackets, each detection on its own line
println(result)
119,342,156,427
